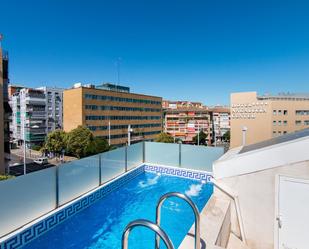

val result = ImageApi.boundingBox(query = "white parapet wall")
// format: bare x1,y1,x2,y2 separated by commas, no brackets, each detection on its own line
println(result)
212,134,309,249
213,136,309,179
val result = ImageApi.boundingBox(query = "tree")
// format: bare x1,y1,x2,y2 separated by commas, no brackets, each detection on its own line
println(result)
92,137,110,154
155,132,174,143
66,126,95,158
0,175,14,181
44,130,67,155
193,131,208,145
222,130,230,142
43,127,111,159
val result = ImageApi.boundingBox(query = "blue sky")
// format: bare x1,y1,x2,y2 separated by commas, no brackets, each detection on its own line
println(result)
1,0,309,105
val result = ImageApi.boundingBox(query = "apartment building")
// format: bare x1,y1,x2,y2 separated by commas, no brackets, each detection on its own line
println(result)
37,87,63,132
0,48,4,173
8,85,24,143
230,91,309,148
11,86,64,145
0,47,11,174
163,100,212,143
63,83,162,146
210,106,230,142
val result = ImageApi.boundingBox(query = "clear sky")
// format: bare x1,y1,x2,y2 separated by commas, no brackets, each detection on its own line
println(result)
1,0,309,105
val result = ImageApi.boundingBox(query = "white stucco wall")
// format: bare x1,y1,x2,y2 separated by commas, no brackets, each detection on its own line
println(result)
213,137,309,179
216,161,309,249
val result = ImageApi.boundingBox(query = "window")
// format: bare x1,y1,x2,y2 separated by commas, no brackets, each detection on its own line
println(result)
283,110,288,115
85,115,161,121
273,121,276,126
85,105,98,110
278,110,282,115
84,94,161,105
278,121,282,126
283,131,287,134
278,131,282,135
296,110,309,115
305,120,309,126
273,131,276,137
273,110,277,115
295,120,302,126
283,120,287,126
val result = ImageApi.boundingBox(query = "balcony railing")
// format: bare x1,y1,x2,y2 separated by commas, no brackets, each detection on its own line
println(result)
0,142,224,239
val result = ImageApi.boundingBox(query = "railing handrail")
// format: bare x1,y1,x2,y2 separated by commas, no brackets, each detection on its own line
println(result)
210,177,246,244
121,219,175,249
155,192,201,249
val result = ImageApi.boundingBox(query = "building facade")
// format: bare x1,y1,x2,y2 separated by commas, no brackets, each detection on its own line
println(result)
19,88,47,144
163,101,212,143
0,48,4,173
0,47,11,174
210,106,230,143
63,83,162,146
11,87,64,145
230,91,309,148
37,87,63,132
8,85,24,143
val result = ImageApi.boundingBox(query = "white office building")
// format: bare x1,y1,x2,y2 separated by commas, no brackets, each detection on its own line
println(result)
10,86,64,145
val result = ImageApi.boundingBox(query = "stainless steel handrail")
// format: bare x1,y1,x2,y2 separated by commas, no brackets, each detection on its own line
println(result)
121,219,175,249
210,177,246,243
155,192,201,249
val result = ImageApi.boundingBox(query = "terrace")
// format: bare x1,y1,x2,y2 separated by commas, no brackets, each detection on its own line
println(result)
5,130,308,249
0,142,246,249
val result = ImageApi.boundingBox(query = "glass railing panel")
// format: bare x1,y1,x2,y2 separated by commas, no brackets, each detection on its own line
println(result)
58,155,100,206
127,142,143,170
145,142,180,166
100,147,126,183
181,144,224,172
0,167,56,237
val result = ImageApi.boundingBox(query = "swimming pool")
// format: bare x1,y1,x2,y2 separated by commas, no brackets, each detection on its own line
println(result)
22,171,213,249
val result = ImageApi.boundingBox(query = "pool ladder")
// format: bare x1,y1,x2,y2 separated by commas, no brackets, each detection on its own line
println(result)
121,192,201,249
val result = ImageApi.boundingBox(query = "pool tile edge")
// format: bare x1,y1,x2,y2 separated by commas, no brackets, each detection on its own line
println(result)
0,164,213,249
145,164,213,182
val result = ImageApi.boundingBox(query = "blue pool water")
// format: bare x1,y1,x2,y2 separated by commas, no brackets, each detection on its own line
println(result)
23,172,213,249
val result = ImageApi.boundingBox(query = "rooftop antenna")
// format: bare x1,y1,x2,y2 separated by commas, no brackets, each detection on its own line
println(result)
116,57,122,86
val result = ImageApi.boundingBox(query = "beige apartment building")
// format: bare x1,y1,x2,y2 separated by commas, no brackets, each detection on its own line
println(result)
230,91,309,148
163,101,212,144
63,83,162,146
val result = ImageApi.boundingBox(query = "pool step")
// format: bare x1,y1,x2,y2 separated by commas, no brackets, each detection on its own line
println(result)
179,195,231,249
227,233,251,249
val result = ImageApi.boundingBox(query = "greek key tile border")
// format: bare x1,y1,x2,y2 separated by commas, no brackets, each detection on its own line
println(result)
0,165,145,249
0,164,213,249
144,164,213,182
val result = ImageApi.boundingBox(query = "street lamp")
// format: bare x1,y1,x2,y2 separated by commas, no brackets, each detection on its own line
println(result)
128,124,133,146
108,120,111,146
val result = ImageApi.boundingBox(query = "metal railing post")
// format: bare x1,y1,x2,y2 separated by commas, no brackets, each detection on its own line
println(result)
125,146,128,172
122,219,174,249
142,141,146,163
179,143,182,167
99,154,102,185
55,165,59,208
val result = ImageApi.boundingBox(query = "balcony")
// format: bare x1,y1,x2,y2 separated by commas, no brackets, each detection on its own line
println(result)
25,97,46,105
